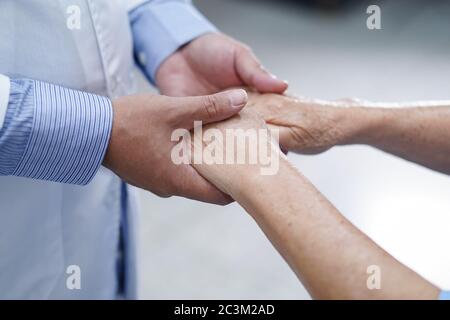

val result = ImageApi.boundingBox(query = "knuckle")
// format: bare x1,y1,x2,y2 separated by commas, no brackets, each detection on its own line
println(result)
242,46,260,64
238,43,252,54
203,95,220,119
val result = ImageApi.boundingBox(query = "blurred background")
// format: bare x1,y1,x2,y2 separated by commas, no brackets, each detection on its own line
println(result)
135,0,450,299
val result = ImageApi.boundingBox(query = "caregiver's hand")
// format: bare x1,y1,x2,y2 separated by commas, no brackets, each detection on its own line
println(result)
156,33,288,96
103,89,247,204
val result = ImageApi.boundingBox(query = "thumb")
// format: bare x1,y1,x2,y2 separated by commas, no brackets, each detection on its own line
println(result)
174,89,248,129
235,48,288,94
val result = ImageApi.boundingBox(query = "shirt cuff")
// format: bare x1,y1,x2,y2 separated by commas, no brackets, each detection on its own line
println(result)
0,79,113,185
439,290,450,300
130,0,218,84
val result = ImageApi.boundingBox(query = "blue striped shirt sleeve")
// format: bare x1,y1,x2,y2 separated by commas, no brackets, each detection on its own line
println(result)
0,78,113,185
130,0,217,84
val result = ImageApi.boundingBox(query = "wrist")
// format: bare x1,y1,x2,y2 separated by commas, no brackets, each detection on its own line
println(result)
333,104,387,146
228,156,293,207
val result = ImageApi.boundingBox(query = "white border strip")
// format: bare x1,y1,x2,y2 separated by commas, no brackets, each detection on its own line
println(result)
0,74,11,129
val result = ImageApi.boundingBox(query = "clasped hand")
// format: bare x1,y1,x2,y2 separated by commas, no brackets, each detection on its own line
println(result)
103,88,347,204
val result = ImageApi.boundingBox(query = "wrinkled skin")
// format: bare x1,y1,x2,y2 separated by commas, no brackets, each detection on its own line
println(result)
246,92,355,154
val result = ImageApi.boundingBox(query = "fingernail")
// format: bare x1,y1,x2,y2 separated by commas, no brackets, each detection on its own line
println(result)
269,73,289,86
228,89,248,108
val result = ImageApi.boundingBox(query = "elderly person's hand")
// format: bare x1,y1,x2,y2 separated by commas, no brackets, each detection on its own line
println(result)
246,92,359,154
184,109,283,197
246,91,450,174
180,100,441,301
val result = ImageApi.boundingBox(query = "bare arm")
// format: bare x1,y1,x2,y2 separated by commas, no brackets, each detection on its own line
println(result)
234,158,439,299
247,93,450,174
342,103,450,174
190,110,440,299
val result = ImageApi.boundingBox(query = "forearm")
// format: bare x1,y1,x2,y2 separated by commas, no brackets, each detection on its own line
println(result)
232,158,439,299
336,102,450,174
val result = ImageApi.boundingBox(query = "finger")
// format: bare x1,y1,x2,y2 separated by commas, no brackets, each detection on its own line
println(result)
268,123,293,153
235,48,288,94
174,89,248,129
